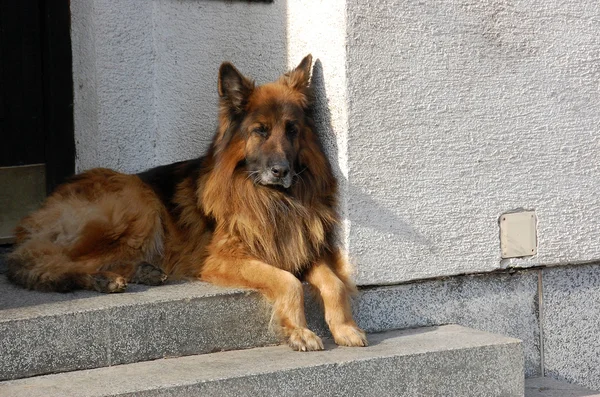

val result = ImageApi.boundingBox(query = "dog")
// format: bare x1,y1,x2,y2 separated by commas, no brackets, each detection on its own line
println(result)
7,55,367,351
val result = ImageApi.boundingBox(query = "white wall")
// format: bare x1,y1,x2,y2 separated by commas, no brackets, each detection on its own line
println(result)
71,0,600,286
72,0,288,173
346,0,600,284
71,0,155,173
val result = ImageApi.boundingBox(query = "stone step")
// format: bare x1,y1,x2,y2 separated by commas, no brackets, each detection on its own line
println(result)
0,275,299,381
1,261,547,381
0,325,523,397
525,377,600,397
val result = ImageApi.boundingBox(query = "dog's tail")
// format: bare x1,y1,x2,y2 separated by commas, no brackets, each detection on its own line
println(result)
6,243,88,292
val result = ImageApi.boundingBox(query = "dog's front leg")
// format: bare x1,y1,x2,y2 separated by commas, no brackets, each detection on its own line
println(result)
202,255,324,352
304,259,368,347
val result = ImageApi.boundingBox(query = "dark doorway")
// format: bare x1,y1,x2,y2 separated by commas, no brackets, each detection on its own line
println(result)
0,0,74,242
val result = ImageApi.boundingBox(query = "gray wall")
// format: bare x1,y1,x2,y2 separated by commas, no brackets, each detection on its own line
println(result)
71,0,600,284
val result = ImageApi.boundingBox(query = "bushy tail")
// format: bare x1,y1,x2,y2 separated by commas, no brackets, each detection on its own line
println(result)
6,242,87,292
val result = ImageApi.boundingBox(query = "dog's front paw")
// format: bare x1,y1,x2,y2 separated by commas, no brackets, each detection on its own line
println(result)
332,324,368,347
287,328,324,352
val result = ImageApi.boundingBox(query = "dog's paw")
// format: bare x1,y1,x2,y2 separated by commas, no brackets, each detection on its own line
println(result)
332,324,368,347
287,328,324,352
91,274,127,293
132,262,168,285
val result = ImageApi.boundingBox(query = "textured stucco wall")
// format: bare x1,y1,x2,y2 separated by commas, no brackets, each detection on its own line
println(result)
71,1,600,286
72,0,288,173
72,0,155,173
152,0,289,168
346,0,600,284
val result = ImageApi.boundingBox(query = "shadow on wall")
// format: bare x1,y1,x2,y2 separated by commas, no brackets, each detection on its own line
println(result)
311,60,430,246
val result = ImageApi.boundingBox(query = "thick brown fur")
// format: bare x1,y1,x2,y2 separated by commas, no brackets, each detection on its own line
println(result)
7,55,367,350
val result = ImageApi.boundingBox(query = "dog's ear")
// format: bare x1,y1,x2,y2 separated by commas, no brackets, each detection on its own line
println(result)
281,54,313,91
218,62,254,113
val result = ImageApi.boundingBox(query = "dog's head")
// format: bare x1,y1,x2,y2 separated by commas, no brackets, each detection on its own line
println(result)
216,55,313,189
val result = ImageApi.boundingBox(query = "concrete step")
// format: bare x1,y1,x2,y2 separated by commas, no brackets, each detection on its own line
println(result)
0,325,523,397
0,275,300,381
525,377,600,397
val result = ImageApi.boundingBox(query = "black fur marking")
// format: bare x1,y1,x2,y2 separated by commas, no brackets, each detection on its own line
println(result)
137,158,204,211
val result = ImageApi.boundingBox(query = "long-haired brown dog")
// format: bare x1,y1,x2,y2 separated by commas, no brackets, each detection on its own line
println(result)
7,55,367,351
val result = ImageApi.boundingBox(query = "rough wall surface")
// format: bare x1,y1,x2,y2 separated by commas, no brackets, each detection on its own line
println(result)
542,264,600,390
72,0,288,173
71,0,347,176
346,0,600,284
72,0,155,173
151,0,288,168
355,270,541,377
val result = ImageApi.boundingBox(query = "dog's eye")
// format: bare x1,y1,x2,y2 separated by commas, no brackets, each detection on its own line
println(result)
286,122,299,137
253,126,268,137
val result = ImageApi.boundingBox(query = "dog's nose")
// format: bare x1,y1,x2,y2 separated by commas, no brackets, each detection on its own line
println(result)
270,164,290,178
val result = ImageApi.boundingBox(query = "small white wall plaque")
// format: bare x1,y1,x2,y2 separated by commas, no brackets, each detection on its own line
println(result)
500,211,537,258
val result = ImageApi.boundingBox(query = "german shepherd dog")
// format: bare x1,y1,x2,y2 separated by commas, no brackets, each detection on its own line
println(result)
7,55,367,351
